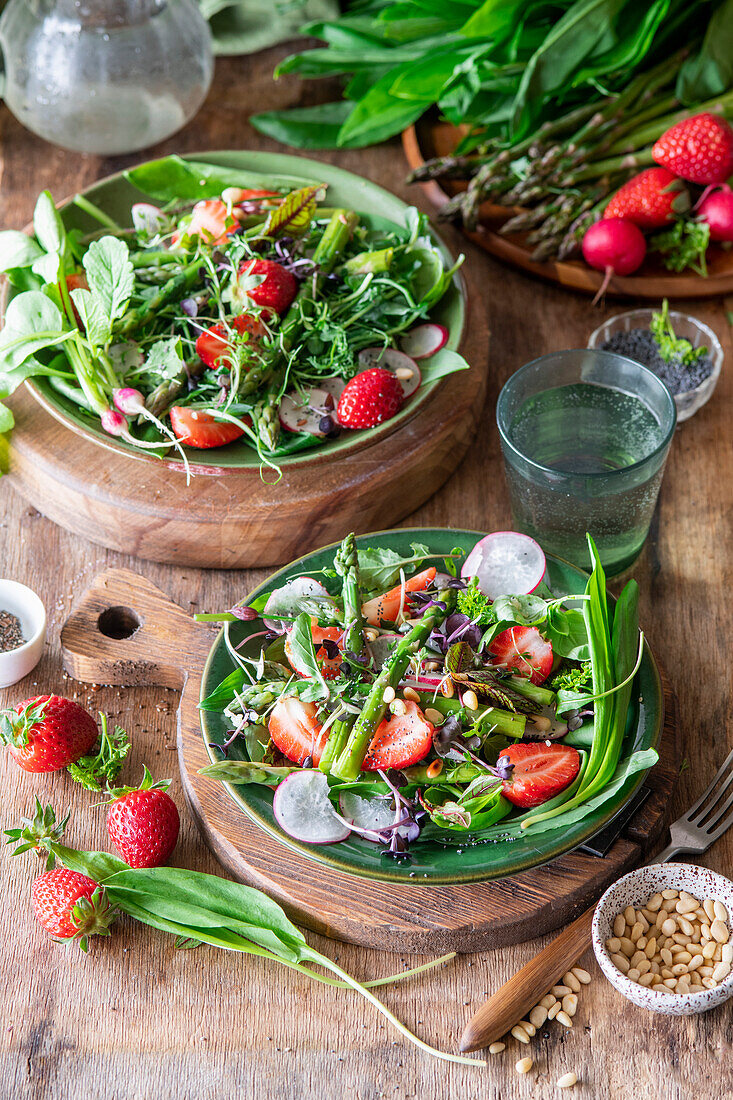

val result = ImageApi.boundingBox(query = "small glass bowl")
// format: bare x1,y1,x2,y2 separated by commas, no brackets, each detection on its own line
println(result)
588,308,723,422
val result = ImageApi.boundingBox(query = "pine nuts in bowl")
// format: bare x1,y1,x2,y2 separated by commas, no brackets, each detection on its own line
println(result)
592,864,733,1015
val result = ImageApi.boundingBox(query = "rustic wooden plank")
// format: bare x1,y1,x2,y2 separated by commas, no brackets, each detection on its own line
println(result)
1,46,732,1100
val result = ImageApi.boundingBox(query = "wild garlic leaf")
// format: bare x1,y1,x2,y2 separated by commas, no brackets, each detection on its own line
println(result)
82,237,134,327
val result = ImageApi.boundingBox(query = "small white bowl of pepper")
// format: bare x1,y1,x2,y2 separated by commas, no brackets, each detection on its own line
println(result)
0,580,46,688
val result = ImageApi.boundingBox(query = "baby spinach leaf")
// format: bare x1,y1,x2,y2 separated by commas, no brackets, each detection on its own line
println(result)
678,0,733,101
0,292,68,370
545,606,590,661
418,348,470,386
0,231,44,273
33,190,66,257
124,156,312,204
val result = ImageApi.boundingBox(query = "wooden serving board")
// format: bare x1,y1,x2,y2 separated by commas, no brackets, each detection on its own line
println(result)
60,568,681,953
403,120,733,300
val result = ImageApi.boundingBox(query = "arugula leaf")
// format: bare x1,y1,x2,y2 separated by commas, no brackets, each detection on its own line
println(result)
82,237,134,327
357,542,431,592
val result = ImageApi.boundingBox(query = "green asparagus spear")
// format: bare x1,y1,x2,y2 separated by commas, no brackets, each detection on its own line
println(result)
331,588,456,781
116,261,201,337
334,532,365,657
318,716,354,774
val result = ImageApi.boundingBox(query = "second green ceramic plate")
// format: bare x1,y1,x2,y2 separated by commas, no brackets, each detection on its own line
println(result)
199,528,664,886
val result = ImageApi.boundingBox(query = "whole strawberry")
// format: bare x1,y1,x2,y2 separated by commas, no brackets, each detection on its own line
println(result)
237,258,298,314
1,696,98,773
337,368,404,429
653,113,733,185
604,167,688,228
32,868,115,950
106,766,180,868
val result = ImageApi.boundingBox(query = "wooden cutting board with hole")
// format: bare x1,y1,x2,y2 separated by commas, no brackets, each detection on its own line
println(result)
60,567,681,953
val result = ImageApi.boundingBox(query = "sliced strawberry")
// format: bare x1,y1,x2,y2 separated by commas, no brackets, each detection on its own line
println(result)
195,313,268,371
268,697,329,767
363,701,434,771
499,742,580,808
62,273,89,329
362,566,437,627
169,407,248,449
285,617,344,680
223,188,281,204
489,625,553,685
172,199,237,247
337,368,404,430
237,258,298,315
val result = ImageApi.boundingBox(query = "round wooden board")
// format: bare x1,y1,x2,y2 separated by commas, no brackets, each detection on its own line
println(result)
403,119,733,300
3,285,485,569
60,567,681,953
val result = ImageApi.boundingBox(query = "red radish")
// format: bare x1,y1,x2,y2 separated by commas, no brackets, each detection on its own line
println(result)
357,348,421,398
285,617,344,680
362,566,437,626
131,203,166,235
279,378,345,435
582,218,647,301
268,697,329,767
339,791,413,840
697,184,733,241
489,625,554,685
400,323,448,360
113,387,146,416
499,742,580,808
272,770,351,845
101,408,128,437
461,532,546,599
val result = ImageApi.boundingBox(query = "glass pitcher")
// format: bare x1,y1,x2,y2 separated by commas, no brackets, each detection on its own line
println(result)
0,0,214,154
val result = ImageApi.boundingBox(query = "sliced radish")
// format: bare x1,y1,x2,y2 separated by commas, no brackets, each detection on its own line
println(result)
263,576,336,630
279,379,346,435
131,202,166,235
339,791,412,840
273,770,351,845
400,323,448,360
357,348,421,398
366,633,402,671
462,531,547,599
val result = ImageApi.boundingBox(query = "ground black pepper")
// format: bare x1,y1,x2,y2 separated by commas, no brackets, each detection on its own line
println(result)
601,329,714,396
0,610,24,652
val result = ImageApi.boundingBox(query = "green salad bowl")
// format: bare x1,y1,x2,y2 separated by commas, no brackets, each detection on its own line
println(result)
198,528,664,885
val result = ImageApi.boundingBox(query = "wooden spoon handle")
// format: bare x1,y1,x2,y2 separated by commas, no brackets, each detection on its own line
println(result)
459,903,596,1052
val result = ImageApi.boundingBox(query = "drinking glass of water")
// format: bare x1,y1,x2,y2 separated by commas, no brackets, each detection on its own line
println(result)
496,349,677,576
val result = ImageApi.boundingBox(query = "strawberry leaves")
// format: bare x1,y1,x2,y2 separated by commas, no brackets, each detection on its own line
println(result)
105,763,170,801
5,798,69,870
0,697,49,748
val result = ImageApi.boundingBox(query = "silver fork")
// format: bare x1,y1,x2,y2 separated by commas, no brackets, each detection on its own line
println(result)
653,747,733,863
460,749,733,1051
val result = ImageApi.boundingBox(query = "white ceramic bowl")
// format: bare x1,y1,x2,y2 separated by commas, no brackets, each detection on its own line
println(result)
593,863,733,1015
0,580,46,688
588,308,723,422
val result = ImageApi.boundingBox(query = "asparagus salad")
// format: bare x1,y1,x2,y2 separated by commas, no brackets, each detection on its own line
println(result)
0,157,467,472
198,531,658,860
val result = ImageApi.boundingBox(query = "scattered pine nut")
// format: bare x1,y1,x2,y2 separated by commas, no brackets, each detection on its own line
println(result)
424,707,443,724
563,971,581,992
440,678,455,699
364,628,379,643
556,1011,573,1028
530,1005,548,1028
390,699,407,716
463,689,479,711
520,1020,536,1037
540,994,557,1010
547,1002,561,1020
511,1025,530,1044
382,686,395,704
572,967,591,984
552,984,571,996
395,367,414,381
516,1057,533,1074
426,759,443,779
403,686,420,703
562,994,578,1017
557,1072,578,1089
488,1042,505,1055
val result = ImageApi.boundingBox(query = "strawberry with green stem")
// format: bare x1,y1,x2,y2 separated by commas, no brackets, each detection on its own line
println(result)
106,766,180,869
1,696,98,773
31,868,116,951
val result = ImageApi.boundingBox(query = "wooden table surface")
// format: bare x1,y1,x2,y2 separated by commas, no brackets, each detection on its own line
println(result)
1,49,731,1100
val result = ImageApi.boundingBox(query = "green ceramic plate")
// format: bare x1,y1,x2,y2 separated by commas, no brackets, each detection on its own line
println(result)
199,528,664,886
24,152,466,471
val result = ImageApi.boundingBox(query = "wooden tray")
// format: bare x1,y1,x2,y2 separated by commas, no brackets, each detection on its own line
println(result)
403,119,733,300
59,567,682,953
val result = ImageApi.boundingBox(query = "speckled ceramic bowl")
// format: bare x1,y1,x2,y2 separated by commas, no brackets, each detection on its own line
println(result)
592,863,733,1015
